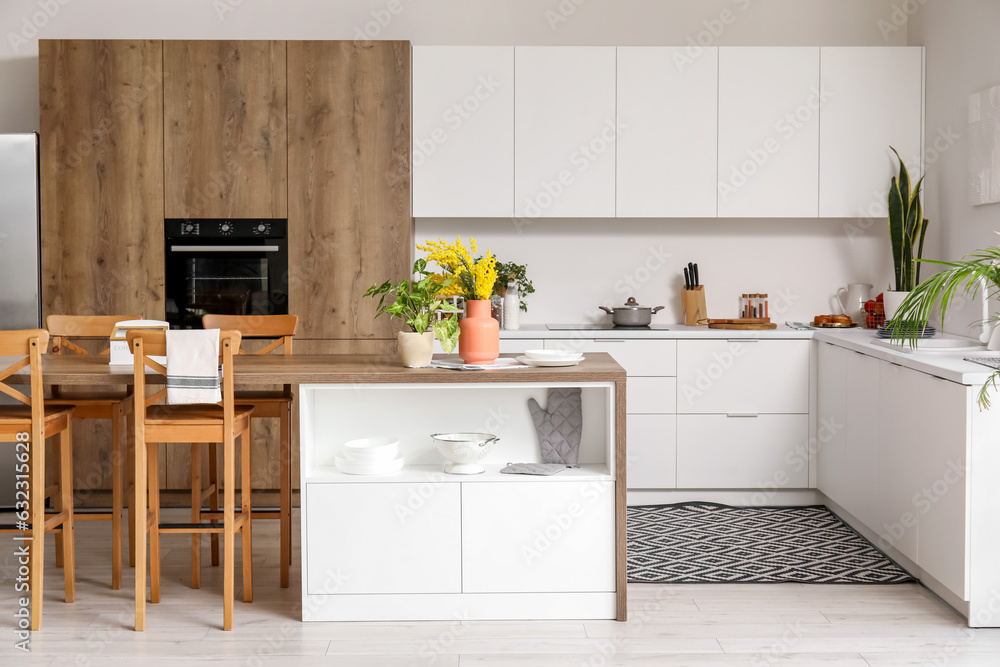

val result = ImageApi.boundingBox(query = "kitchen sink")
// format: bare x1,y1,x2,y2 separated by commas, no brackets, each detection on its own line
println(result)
871,337,987,355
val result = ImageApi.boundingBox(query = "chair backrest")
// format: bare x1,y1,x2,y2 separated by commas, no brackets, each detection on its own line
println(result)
47,314,141,355
127,330,243,425
201,314,298,356
0,330,50,440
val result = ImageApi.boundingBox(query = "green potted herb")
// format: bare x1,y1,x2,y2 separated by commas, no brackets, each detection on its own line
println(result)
492,261,535,312
364,259,458,367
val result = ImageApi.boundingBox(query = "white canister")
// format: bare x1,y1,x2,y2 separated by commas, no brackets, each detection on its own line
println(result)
502,286,520,330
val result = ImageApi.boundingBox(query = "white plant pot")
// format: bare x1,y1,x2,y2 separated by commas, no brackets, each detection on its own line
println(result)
397,331,435,368
883,290,909,322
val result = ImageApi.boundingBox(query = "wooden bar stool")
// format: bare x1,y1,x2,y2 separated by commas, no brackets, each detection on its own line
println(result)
46,314,139,590
0,329,76,630
129,329,253,631
202,314,298,588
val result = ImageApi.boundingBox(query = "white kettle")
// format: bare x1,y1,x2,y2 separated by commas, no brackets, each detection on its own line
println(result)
837,283,873,325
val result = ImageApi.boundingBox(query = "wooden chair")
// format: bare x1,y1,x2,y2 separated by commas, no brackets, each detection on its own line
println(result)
0,329,76,630
46,314,139,590
202,314,298,588
129,329,253,631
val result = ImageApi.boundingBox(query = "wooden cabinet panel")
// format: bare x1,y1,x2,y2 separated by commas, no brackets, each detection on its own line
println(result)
287,41,411,339
163,40,287,219
39,39,165,320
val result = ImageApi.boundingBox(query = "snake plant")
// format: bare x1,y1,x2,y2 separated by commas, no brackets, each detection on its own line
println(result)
888,146,929,292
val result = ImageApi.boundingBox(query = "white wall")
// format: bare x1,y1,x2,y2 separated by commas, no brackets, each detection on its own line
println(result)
909,0,1000,337
0,0,911,325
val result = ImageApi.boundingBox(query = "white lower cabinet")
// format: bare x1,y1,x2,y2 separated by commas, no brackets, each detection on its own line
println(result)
626,414,677,488
462,482,616,593
628,376,676,414
544,339,676,377
305,483,462,595
676,414,809,489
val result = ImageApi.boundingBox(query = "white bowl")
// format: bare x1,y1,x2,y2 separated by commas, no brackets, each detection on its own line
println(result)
523,349,583,361
342,437,399,462
431,432,499,475
335,455,405,475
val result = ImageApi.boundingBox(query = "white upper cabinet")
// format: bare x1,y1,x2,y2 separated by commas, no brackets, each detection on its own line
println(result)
819,47,924,218
412,46,515,217
617,47,718,218
514,47,617,218
718,47,821,218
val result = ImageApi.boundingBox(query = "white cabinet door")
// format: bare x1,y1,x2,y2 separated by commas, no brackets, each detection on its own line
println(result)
627,414,676,489
817,343,848,503
718,47,820,218
910,372,970,599
676,340,810,414
544,339,677,377
462,481,616,593
819,47,923,218
876,362,920,563
305,483,462,595
628,377,676,414
514,47,617,218
843,350,882,528
617,47,718,217
412,46,515,217
677,414,809,488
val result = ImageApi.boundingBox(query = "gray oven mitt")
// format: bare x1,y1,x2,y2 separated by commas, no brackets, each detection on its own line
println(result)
528,387,583,466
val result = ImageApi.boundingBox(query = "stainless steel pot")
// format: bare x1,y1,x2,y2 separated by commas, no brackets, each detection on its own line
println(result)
599,297,665,326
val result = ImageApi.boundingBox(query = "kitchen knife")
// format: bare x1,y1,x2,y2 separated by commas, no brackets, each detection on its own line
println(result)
692,263,699,288
683,267,691,290
687,262,695,286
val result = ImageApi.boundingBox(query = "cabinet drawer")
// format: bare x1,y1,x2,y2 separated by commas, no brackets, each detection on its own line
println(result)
545,339,676,376
677,340,809,413
628,377,676,414
462,481,616,593
676,414,809,488
627,414,676,489
305,483,462,595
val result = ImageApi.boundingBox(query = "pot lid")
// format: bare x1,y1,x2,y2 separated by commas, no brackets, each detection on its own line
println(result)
614,297,649,310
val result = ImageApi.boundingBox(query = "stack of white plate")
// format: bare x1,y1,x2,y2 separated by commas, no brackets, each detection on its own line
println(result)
517,349,585,367
335,437,404,475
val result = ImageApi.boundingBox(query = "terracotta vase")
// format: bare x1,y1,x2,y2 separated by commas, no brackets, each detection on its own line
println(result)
459,299,500,365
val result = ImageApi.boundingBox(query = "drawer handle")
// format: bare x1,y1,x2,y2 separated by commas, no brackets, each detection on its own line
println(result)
595,339,626,343
728,338,759,343
726,413,759,418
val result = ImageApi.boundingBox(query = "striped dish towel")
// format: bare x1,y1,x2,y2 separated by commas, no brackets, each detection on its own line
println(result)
166,329,221,405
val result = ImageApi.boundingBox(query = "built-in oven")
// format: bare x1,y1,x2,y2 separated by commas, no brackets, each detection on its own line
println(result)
164,218,288,329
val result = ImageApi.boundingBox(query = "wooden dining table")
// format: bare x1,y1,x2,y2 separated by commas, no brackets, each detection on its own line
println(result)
17,353,629,626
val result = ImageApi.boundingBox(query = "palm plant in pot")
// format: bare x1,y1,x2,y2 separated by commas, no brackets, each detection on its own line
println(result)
363,259,459,368
884,146,930,321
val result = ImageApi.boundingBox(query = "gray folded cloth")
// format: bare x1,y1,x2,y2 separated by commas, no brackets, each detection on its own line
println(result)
500,463,567,476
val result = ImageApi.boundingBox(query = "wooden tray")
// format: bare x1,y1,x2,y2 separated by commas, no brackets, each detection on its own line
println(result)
811,321,859,328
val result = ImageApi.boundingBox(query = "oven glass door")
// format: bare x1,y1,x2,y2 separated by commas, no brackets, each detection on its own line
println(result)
165,241,287,329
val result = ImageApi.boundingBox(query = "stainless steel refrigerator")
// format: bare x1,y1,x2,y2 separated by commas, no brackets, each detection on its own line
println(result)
0,133,41,507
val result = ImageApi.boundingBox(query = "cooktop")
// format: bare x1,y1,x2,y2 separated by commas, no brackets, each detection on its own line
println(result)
546,324,671,331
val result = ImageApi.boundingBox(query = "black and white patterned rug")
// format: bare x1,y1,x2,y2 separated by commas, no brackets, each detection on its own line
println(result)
628,502,914,584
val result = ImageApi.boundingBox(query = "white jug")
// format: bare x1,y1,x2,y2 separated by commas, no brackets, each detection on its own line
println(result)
837,283,873,325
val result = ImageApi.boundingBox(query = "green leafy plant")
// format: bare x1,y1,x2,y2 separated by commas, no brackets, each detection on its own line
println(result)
888,146,930,292
892,246,1000,408
433,314,460,353
363,259,457,334
492,261,535,312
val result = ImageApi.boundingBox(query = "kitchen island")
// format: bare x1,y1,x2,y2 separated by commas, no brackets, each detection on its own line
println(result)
294,354,627,622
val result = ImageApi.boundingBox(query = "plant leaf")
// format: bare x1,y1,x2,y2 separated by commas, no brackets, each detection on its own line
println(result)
891,146,911,216
887,177,906,291
915,218,929,283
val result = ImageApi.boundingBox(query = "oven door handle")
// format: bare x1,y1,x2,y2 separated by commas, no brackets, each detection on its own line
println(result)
170,245,282,252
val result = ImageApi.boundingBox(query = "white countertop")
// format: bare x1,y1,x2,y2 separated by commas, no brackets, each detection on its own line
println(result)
500,324,813,340
504,323,999,386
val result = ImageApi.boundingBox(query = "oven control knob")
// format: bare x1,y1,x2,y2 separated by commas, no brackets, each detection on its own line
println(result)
183,223,196,235
219,222,232,235
257,224,266,232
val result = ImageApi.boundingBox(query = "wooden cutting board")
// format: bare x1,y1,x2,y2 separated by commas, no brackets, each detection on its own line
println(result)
707,322,778,330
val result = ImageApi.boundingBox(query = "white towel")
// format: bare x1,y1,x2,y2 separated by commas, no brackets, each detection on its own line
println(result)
166,329,221,405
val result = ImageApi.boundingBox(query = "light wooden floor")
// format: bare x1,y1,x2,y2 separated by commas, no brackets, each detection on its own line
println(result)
3,510,1000,666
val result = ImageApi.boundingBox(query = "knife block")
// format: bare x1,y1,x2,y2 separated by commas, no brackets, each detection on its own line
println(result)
682,286,707,326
